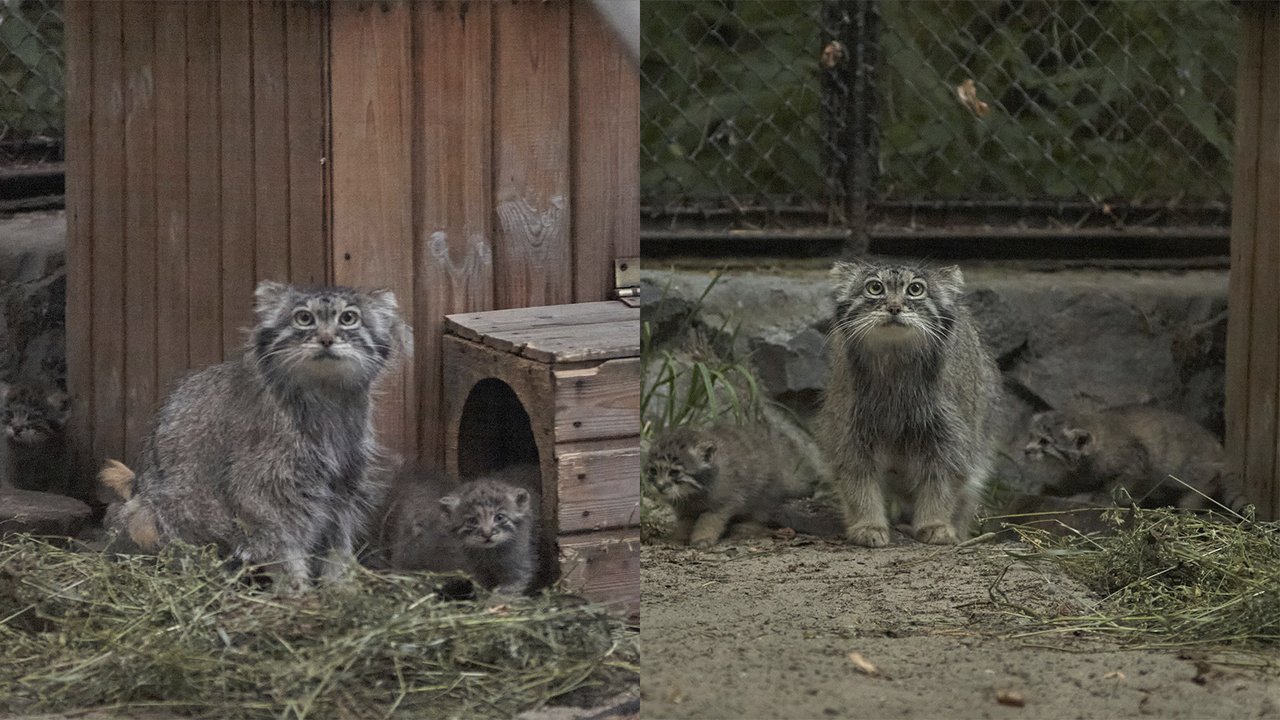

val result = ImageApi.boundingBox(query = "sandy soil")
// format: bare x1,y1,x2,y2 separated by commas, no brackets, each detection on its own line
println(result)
641,533,1280,720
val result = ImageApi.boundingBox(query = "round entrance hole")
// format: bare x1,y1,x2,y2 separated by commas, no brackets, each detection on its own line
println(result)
455,378,540,480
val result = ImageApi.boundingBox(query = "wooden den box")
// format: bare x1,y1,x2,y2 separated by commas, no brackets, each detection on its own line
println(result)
442,301,640,616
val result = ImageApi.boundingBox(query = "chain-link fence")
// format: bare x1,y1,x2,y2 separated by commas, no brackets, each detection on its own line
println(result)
0,0,64,166
642,0,1239,242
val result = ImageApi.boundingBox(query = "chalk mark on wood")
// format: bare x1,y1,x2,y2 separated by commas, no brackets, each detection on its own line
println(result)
496,193,567,257
427,230,492,285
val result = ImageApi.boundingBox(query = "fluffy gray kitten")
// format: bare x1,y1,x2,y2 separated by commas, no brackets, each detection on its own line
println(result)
0,380,69,493
818,261,1000,547
382,464,543,596
104,281,410,589
645,422,816,547
1025,405,1247,512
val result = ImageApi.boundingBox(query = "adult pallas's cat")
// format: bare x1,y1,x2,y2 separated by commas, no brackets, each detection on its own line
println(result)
102,281,411,590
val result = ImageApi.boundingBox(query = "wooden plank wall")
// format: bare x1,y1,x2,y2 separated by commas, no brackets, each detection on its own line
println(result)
67,0,637,493
1225,1,1280,521
65,0,330,499
331,0,640,465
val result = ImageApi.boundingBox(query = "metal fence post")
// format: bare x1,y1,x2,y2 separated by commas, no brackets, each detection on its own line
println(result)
822,0,878,257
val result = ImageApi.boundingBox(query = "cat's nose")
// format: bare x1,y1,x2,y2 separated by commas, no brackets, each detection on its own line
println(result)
886,304,902,315
317,334,334,347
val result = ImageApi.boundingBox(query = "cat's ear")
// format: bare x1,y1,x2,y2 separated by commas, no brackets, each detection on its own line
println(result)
696,441,716,464
367,289,414,359
254,280,292,319
1065,427,1092,451
933,265,965,289
46,390,69,418
829,259,873,281
830,259,873,298
512,488,530,510
366,288,399,313
439,495,460,515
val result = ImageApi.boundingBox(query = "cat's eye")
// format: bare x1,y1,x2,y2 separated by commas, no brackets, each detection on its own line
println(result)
905,280,927,298
293,309,316,328
494,513,507,523
864,279,885,296
338,309,361,329
464,518,478,528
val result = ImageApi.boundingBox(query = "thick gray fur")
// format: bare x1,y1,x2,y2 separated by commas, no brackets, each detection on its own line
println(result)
817,260,1000,547
0,380,69,492
107,281,410,589
381,464,543,596
1024,404,1247,513
645,422,817,547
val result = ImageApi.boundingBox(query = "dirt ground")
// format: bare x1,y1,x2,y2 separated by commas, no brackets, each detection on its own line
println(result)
641,533,1280,720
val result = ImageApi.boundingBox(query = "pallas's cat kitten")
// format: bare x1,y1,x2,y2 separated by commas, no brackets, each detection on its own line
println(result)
0,380,69,493
645,422,817,547
818,261,1000,547
102,281,410,589
382,464,545,596
1025,404,1248,512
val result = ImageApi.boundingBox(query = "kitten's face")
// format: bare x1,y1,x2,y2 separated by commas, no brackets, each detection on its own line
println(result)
251,281,410,387
441,482,531,550
0,383,68,446
1023,411,1091,466
828,262,962,351
645,434,715,503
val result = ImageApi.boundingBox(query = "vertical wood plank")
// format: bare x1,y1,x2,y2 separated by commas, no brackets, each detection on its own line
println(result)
219,1,256,356
90,0,125,471
570,0,639,302
122,1,157,461
64,0,94,499
413,0,494,465
154,0,189,396
330,1,416,458
1226,2,1265,508
253,1,290,285
492,0,573,309
286,1,329,287
1258,7,1280,521
186,1,223,369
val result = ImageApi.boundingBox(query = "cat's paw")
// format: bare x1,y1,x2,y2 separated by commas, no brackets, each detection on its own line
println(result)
914,523,958,545
846,524,891,547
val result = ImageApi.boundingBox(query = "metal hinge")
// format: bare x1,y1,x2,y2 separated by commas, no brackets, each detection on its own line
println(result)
613,256,640,307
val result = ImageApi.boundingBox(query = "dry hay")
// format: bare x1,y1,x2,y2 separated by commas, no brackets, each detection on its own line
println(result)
0,535,637,719
998,506,1280,647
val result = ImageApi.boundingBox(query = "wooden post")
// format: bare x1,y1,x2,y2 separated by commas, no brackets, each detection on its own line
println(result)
1225,1,1280,520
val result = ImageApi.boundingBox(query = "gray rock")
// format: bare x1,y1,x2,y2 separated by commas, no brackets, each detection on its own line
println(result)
965,285,1029,364
746,326,828,409
0,488,92,538
0,209,66,285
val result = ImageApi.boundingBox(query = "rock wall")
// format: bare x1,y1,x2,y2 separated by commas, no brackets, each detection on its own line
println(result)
642,265,1228,492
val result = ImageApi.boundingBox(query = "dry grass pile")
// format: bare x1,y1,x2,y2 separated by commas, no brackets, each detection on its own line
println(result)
1002,507,1280,646
0,535,637,719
